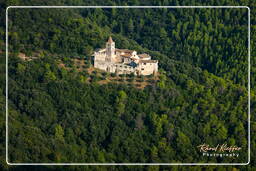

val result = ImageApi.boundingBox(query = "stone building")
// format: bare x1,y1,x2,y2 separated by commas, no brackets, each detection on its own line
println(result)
93,37,158,75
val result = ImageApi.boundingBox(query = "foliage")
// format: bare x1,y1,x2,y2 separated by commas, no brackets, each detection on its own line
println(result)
0,0,256,170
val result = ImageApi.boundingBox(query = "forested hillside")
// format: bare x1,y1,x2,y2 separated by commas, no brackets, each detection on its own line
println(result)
6,7,250,86
0,0,256,171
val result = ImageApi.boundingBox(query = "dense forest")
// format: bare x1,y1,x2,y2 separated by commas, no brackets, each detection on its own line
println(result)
6,7,250,86
0,0,256,171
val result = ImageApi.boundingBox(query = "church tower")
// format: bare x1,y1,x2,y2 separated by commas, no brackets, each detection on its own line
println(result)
106,36,115,62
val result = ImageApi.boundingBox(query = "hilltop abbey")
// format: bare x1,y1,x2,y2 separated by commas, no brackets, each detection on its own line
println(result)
93,37,158,75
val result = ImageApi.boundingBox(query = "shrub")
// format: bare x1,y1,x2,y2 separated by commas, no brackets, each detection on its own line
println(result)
111,73,117,77
102,72,107,77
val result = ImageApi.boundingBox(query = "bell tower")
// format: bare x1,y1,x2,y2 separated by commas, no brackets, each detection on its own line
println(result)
106,36,115,62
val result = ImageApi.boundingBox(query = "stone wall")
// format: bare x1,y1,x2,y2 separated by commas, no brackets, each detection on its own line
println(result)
94,51,106,61
94,48,158,76
94,60,110,71
138,62,158,75
114,64,136,75
94,59,157,76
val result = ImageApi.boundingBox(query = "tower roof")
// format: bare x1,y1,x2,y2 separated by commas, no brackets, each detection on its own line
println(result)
107,36,114,43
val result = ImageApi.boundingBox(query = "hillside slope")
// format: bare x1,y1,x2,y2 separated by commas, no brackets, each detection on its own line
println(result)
0,1,255,170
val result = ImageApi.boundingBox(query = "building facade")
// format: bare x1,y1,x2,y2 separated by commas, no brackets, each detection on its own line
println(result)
93,37,158,75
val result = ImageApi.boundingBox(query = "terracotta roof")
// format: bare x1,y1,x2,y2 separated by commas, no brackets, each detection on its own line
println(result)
139,60,158,63
130,56,138,60
120,54,132,57
138,53,151,58
115,49,134,53
107,36,114,43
